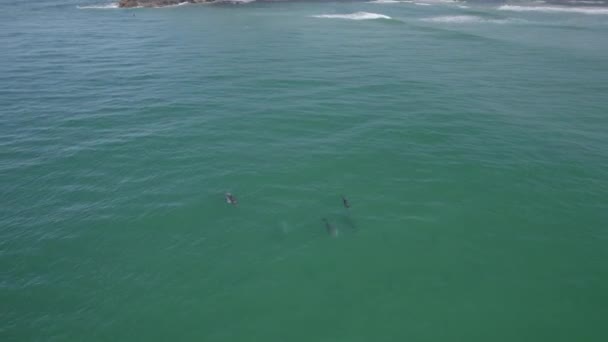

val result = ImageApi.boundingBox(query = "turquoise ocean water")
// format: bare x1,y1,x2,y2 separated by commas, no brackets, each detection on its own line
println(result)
2,0,608,340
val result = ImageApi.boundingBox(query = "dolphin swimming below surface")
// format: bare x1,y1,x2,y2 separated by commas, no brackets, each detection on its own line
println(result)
225,192,238,205
322,218,338,237
342,195,350,209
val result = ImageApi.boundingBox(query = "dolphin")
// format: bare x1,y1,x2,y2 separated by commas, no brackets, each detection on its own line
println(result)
225,192,238,205
322,218,338,237
342,195,351,209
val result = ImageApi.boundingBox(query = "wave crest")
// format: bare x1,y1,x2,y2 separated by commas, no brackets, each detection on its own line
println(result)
77,3,119,9
312,12,392,20
367,0,413,3
498,5,608,15
421,15,514,24
212,0,256,3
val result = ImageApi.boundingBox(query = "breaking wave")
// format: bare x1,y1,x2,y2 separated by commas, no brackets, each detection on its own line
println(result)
569,0,605,3
421,15,516,24
77,3,119,9
312,12,392,20
498,5,608,15
212,0,256,3
367,0,413,3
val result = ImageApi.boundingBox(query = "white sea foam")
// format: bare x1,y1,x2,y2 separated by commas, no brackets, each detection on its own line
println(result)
367,0,401,3
421,15,512,23
213,0,256,3
77,1,219,9
77,3,119,9
144,1,189,7
568,0,605,3
162,1,190,6
412,0,457,4
312,12,392,20
367,0,413,3
498,5,608,15
457,5,469,8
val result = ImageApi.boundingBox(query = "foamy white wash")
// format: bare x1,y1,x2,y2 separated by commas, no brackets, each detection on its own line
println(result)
213,0,256,3
568,0,605,4
422,15,512,24
367,0,401,3
413,0,456,4
77,2,119,9
499,5,608,15
312,12,391,20
367,0,414,3
161,1,190,6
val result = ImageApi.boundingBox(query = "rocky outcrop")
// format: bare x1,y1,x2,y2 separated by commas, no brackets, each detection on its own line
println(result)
118,0,212,8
